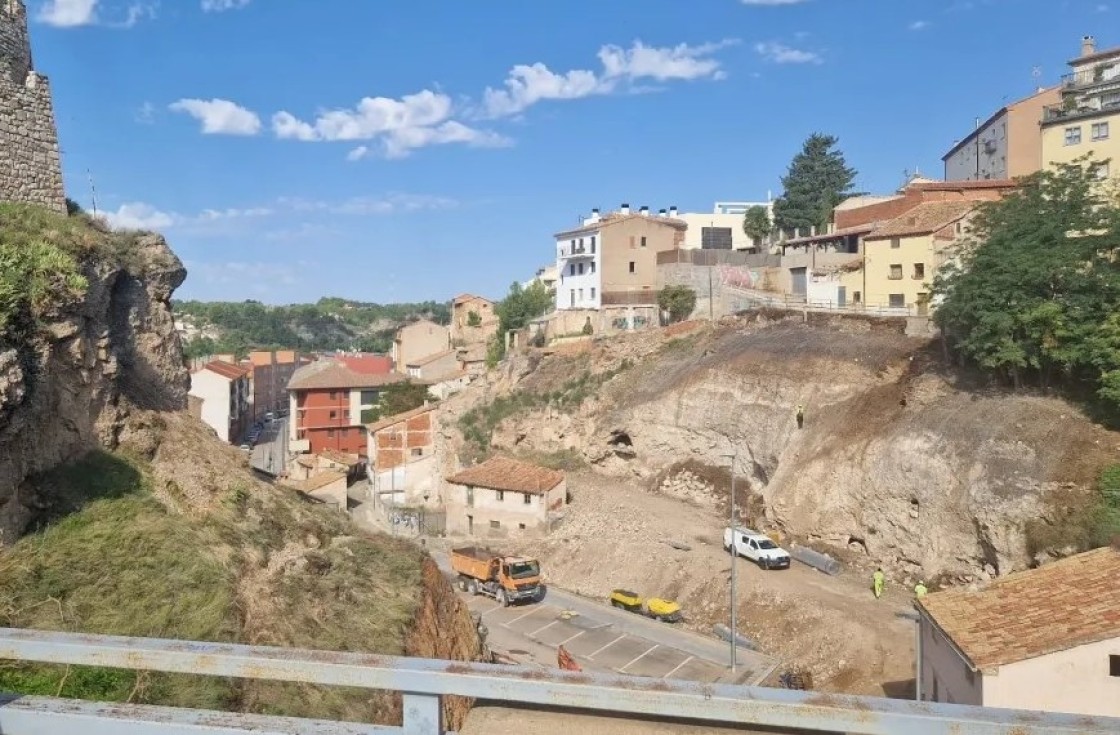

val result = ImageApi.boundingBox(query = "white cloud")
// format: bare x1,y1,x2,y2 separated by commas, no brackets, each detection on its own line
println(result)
741,0,809,5
754,41,822,65
101,202,176,230
37,0,98,27
135,101,156,124
909,20,930,30
278,193,459,216
169,98,262,135
481,40,733,118
201,0,250,11
272,90,509,158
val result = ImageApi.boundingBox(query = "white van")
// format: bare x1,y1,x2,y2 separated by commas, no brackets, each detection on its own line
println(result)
723,526,791,570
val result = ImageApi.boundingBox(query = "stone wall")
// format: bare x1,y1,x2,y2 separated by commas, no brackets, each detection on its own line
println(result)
0,0,65,213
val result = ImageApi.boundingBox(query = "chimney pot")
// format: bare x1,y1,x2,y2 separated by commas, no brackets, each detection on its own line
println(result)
1082,35,1096,57
658,208,667,217
620,203,630,215
639,206,649,216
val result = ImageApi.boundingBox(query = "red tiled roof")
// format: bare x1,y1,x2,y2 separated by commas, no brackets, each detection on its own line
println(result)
554,212,688,239
337,354,393,375
201,360,249,380
446,456,564,495
907,179,1018,192
865,201,979,239
365,403,437,434
319,449,362,467
296,470,348,493
453,293,494,306
918,547,1120,669
287,360,407,391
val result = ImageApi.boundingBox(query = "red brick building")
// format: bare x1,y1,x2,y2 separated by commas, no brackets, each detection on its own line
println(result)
365,404,439,507
287,360,405,457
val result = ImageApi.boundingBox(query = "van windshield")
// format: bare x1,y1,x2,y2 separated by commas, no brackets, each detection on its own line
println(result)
508,561,540,579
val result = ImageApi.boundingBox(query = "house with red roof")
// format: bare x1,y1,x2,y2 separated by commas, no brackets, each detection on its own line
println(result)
188,360,251,444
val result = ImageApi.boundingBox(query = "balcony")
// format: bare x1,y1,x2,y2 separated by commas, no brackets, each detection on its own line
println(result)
558,246,593,259
1062,63,1120,91
3,628,1118,734
1043,98,1120,123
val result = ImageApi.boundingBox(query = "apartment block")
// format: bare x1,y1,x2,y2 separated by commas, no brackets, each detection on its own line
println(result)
247,350,304,421
942,86,1060,181
1041,36,1120,182
554,204,686,310
188,360,251,444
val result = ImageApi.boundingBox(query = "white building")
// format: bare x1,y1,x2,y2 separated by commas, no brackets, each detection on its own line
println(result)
678,199,774,251
188,360,251,444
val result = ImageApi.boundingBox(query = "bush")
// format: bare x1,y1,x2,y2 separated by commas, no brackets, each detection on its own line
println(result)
1025,463,1120,556
581,318,593,336
658,285,697,323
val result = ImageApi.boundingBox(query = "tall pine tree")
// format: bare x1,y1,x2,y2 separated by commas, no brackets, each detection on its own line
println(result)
772,133,858,234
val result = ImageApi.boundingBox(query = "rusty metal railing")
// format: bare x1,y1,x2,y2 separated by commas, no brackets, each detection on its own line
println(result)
1,628,1117,734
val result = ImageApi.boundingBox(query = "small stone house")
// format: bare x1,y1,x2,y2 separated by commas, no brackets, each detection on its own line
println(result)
444,456,566,538
291,470,348,512
366,404,439,507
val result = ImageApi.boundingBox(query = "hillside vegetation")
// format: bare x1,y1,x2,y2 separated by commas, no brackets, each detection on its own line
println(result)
174,297,451,357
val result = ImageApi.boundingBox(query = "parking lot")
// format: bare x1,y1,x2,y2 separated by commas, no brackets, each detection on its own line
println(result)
464,595,735,683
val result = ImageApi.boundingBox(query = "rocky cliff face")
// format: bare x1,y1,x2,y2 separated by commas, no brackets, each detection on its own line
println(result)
481,314,1119,578
0,232,187,543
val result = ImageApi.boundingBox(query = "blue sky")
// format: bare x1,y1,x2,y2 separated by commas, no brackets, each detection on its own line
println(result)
30,0,1114,303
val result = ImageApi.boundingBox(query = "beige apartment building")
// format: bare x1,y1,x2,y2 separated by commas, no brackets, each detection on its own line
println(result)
942,86,1060,181
917,546,1120,717
392,319,451,374
554,205,687,310
1041,36,1120,182
444,456,566,538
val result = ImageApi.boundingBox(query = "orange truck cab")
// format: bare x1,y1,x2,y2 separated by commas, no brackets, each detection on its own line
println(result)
451,546,543,606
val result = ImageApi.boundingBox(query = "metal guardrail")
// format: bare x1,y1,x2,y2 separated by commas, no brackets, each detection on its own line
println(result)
1,628,1118,734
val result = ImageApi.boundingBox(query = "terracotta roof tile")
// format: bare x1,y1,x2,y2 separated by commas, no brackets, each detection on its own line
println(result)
200,360,249,380
453,293,493,305
866,201,978,239
918,547,1120,669
907,179,1018,191
319,449,361,467
783,223,877,246
287,360,407,391
365,403,437,434
296,470,348,493
446,456,564,495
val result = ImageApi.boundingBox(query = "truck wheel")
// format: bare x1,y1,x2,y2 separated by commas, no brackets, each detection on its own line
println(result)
457,577,468,592
497,589,509,608
757,558,768,570
468,579,478,595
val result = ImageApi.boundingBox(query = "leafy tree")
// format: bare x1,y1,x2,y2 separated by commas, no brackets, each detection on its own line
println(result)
742,205,772,249
581,317,593,336
488,281,554,364
934,158,1120,402
772,133,858,234
466,310,482,327
65,198,84,216
658,285,697,323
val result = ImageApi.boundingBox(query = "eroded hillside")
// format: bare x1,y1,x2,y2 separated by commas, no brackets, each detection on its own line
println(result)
448,312,1119,579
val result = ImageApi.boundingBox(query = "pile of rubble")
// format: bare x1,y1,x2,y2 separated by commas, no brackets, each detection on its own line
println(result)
656,468,717,507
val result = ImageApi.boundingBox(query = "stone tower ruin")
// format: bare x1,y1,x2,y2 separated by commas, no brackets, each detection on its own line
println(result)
0,0,65,213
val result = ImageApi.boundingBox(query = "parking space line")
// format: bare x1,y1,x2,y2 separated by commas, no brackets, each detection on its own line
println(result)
558,630,585,646
586,634,626,660
619,644,658,674
502,605,549,628
478,603,503,618
662,655,694,680
531,620,558,637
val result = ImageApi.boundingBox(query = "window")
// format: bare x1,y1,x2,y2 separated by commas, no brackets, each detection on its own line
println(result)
590,287,596,299
853,291,862,304
570,239,575,248
343,409,350,419
700,226,733,250
890,237,900,249
578,262,584,275
640,236,647,248
340,428,348,437
579,237,584,247
590,236,596,253
1092,161,1110,180
1065,126,1082,146
889,294,905,308
411,447,423,457
913,263,925,279
569,290,575,307
523,493,532,505
329,391,338,400
578,288,584,300
327,428,335,437
466,486,474,507
629,261,636,273
496,490,505,501
889,264,903,280
360,390,378,405
518,523,527,530
590,262,596,274
1110,655,1120,677
329,410,338,419
1091,121,1110,141
490,520,501,529
569,264,576,276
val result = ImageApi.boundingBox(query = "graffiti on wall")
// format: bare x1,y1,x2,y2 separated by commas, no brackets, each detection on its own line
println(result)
719,265,761,290
610,314,652,331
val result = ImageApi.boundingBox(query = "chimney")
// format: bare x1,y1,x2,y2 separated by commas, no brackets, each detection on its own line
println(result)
1082,35,1096,58
620,203,630,215
658,208,667,217
639,206,649,216
589,207,601,223
669,205,678,218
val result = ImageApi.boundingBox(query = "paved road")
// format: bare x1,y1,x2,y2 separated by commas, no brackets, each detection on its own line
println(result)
250,416,288,476
432,552,777,686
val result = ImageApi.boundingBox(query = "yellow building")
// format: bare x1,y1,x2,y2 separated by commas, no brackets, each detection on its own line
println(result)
1040,35,1120,180
861,201,978,315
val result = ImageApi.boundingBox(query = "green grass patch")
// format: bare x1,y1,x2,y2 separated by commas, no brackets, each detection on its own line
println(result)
1026,463,1120,556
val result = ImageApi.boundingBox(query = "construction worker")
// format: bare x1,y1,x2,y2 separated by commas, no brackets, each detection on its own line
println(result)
914,581,928,598
795,404,804,429
872,567,885,599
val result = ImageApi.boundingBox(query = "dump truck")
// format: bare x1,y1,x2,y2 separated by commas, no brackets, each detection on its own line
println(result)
609,589,683,623
451,546,543,607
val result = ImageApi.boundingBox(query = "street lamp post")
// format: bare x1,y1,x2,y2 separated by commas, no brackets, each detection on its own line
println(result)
724,450,738,674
